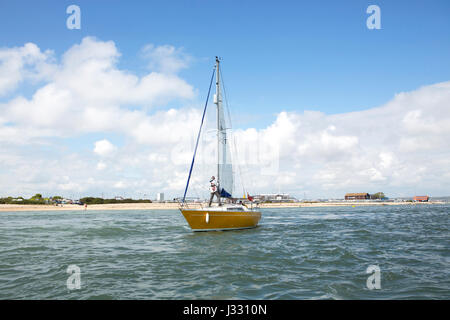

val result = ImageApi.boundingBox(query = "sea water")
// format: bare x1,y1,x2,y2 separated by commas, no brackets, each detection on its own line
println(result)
0,205,448,299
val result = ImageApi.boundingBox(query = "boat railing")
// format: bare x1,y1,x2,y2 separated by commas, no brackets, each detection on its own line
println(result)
178,200,206,210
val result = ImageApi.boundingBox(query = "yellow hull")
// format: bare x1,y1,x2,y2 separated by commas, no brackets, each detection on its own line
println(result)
180,209,261,231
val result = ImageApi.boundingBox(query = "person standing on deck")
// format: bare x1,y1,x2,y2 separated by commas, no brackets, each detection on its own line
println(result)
208,176,221,206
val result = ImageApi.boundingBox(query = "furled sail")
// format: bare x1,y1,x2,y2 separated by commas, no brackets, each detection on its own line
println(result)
218,95,233,198
215,58,233,198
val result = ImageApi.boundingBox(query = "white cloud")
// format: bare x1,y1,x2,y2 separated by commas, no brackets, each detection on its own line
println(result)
0,42,55,96
94,139,117,157
1,37,450,199
114,181,125,189
96,161,107,170
141,44,191,74
244,81,450,198
1,37,195,142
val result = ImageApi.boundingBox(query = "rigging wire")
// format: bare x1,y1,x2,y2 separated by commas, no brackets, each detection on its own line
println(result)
219,64,249,198
182,67,215,203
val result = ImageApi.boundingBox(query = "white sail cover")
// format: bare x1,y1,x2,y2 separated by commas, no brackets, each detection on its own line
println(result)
217,95,233,198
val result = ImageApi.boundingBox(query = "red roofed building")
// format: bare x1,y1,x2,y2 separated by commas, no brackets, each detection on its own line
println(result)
413,196,429,202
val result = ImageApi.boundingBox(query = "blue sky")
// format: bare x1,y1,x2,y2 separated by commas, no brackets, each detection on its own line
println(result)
2,0,449,127
1,1,450,199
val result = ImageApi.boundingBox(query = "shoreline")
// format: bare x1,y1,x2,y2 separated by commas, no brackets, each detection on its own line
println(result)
0,201,445,212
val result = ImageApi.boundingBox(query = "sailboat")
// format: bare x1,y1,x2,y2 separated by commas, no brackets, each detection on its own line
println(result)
179,57,261,231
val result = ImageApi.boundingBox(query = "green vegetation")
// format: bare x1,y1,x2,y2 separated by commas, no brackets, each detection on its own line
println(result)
371,192,386,200
0,196,46,205
30,193,43,200
0,195,152,205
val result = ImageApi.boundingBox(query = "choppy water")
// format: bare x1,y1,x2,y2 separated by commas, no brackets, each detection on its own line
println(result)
0,205,449,299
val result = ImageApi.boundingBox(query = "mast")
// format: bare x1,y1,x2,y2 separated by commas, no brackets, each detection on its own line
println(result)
215,56,220,189
213,56,233,199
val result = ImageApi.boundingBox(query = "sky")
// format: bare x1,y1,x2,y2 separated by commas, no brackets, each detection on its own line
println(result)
0,0,449,200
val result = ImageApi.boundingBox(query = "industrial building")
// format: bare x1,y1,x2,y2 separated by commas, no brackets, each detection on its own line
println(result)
345,193,371,200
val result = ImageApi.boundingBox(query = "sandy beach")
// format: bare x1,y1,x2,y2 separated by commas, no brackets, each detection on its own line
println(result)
0,201,444,212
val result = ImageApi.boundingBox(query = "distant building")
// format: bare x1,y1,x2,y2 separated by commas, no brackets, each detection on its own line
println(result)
157,193,164,201
252,193,296,203
413,196,429,202
178,196,201,203
345,193,370,200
